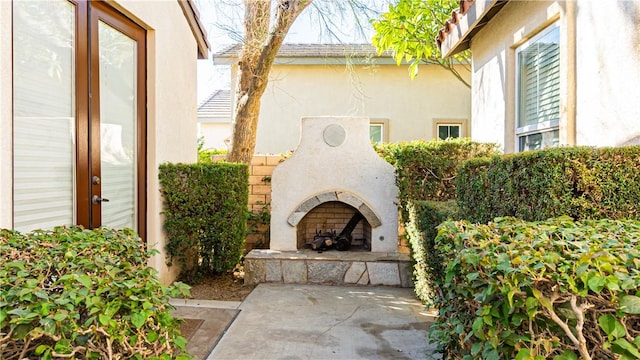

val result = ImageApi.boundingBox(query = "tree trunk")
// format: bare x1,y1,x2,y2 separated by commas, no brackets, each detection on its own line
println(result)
226,0,313,164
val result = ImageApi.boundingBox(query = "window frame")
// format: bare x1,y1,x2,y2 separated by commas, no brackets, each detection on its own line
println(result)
369,118,389,144
514,21,560,152
433,119,467,140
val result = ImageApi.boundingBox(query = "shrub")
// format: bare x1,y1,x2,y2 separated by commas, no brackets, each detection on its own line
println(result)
0,227,191,360
376,138,500,215
430,216,640,359
159,162,249,282
405,200,459,303
197,149,227,164
457,146,640,223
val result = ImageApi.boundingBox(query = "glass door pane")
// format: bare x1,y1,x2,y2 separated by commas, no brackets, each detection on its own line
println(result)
98,21,137,230
12,0,76,232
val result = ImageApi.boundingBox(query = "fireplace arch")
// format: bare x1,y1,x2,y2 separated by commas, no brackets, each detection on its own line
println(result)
287,191,381,228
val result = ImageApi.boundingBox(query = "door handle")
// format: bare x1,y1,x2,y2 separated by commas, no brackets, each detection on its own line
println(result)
92,195,110,204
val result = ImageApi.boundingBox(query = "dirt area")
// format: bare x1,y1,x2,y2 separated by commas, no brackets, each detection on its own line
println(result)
187,272,255,301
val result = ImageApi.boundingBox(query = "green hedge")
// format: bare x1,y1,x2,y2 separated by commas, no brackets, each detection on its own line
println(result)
457,146,640,223
405,200,459,303
376,138,500,214
430,217,640,359
159,162,248,282
0,227,190,359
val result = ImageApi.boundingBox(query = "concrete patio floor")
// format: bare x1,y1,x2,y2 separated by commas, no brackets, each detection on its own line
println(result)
180,283,439,360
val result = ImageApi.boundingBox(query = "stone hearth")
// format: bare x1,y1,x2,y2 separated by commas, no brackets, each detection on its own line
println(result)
244,250,412,288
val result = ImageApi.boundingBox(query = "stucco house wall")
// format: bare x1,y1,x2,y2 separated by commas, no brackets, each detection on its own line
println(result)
573,1,640,147
249,63,471,154
216,45,471,155
441,0,640,152
0,0,207,284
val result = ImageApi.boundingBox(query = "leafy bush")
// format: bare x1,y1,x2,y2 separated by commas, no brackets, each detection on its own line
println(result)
376,138,499,215
457,146,640,223
197,149,227,164
0,227,191,360
159,162,249,282
430,216,640,359
405,200,459,303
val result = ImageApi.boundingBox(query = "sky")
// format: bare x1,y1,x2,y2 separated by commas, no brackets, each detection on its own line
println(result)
194,0,392,103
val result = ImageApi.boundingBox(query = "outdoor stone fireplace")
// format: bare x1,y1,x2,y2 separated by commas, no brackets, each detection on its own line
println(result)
244,116,411,287
270,116,398,252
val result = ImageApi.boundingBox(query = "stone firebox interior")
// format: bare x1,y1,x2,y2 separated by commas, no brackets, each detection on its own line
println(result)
296,201,372,250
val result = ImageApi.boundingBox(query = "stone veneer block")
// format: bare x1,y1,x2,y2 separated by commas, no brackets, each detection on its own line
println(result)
265,260,282,282
282,260,307,283
287,212,306,227
399,262,413,288
307,261,350,284
343,262,366,284
316,192,338,203
357,269,370,285
337,192,363,210
359,204,382,228
244,259,265,285
367,262,401,286
297,197,320,213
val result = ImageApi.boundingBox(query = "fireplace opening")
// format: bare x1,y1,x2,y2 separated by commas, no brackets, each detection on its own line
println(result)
296,201,372,251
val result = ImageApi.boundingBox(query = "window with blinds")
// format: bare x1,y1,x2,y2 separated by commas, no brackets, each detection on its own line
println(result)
12,0,76,232
516,23,560,152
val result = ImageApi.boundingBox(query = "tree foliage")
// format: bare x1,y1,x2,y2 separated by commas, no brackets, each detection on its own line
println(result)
372,0,471,86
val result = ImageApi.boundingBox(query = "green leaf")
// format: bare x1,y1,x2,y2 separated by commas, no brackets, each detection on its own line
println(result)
588,273,606,293
131,311,147,330
598,314,627,339
77,274,92,288
98,313,111,326
35,344,50,355
173,335,188,350
612,338,640,358
620,295,640,314
147,330,159,342
515,348,531,360
553,350,578,360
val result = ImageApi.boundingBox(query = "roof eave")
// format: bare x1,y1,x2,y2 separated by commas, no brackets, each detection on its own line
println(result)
178,0,211,59
213,56,397,66
440,0,509,58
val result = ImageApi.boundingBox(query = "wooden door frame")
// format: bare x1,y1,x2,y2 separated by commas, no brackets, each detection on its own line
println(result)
75,0,147,239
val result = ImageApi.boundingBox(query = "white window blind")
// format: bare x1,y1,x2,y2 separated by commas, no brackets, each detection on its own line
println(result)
13,0,76,232
516,24,560,152
517,25,560,128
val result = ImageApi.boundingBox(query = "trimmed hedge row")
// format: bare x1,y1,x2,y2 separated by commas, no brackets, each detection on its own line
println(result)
159,162,249,282
405,200,459,303
457,146,640,224
0,227,190,359
376,138,500,212
430,217,640,359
